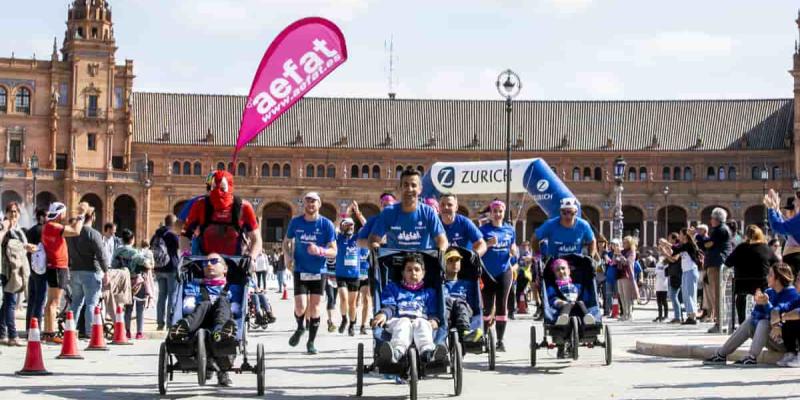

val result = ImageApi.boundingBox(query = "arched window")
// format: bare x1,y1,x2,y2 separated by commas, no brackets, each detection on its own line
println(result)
227,162,234,174
583,167,591,181
216,162,225,171
172,161,180,175
316,164,325,178
593,167,602,181
182,161,191,175
751,166,760,180
728,166,736,181
718,166,726,181
662,167,671,181
0,87,7,112
417,165,425,174
351,165,359,178
15,87,31,114
306,164,315,178
372,165,381,179
673,166,681,181
628,167,637,181
193,162,202,176
684,167,693,181
272,163,280,177
395,165,403,179
572,167,580,181
639,167,647,181
326,165,336,178
261,163,270,177
237,162,247,177
706,166,716,180
361,165,370,179
773,166,781,180
282,163,291,177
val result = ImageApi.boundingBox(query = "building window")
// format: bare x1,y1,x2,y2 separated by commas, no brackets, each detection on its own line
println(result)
261,163,270,177
87,95,99,117
327,165,336,178
183,161,191,175
351,165,359,178
395,165,403,179
728,167,736,181
773,166,781,180
227,162,233,173
684,167,693,181
87,133,97,150
282,163,291,177
572,167,580,181
9,139,22,163
316,164,325,178
272,163,280,177
237,162,247,177
172,161,181,175
706,167,716,180
751,166,760,180
372,165,381,179
193,162,202,176
112,156,124,170
306,164,315,178
114,87,124,109
628,167,637,181
147,161,155,175
56,153,68,170
15,87,31,114
593,167,602,181
662,167,670,181
639,167,647,181
583,167,591,181
0,87,7,113
91,27,98,38
361,165,369,179
673,167,681,181
718,167,726,181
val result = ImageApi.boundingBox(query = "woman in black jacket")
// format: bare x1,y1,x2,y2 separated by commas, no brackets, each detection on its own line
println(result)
725,225,779,325
658,233,684,323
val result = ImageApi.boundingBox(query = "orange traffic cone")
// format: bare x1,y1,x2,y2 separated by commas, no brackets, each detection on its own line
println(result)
86,306,109,351
111,305,132,345
56,311,84,359
281,287,289,300
611,295,620,319
16,318,52,375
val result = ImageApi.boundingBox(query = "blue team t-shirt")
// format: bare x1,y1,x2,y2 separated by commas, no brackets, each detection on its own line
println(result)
443,214,483,249
286,215,336,274
335,233,360,279
357,215,378,241
358,248,370,279
534,217,595,258
370,203,445,250
479,223,516,278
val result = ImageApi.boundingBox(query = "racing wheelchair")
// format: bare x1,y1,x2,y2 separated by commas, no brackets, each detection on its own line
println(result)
530,254,612,367
355,248,463,399
157,255,266,396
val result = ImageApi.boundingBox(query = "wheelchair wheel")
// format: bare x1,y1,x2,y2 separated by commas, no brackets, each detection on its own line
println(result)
256,343,266,396
408,347,418,400
104,322,115,340
450,332,463,396
158,342,170,395
604,325,613,366
530,326,537,367
196,329,208,386
486,328,496,371
570,318,579,361
356,343,364,397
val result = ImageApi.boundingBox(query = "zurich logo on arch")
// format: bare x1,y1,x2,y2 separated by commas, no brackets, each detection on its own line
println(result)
438,167,456,189
536,179,549,192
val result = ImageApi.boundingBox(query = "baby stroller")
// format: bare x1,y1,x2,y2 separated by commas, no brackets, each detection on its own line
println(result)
157,255,266,396
449,246,497,371
530,254,612,367
355,248,462,399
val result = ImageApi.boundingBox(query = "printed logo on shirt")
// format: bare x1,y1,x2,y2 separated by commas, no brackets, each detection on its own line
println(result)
397,231,422,242
300,233,319,243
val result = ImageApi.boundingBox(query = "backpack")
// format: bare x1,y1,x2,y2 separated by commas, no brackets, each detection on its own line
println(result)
198,195,244,256
150,228,171,270
31,242,47,275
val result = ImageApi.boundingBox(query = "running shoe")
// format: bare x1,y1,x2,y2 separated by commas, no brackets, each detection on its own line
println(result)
338,321,347,334
135,332,144,340
733,355,757,366
217,371,233,387
168,320,190,342
266,311,277,324
702,354,726,365
583,314,596,326
777,352,796,367
360,325,367,335
376,341,395,365
681,318,697,325
289,328,306,347
306,341,318,355
555,314,570,326
463,328,484,343
348,324,355,337
496,341,506,352
327,320,336,333
785,354,800,368
213,320,237,343
431,344,448,363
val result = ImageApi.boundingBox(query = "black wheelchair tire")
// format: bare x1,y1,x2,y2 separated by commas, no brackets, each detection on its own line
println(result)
530,325,537,367
256,343,265,396
196,329,208,386
604,325,613,366
570,317,579,361
356,342,364,397
158,342,169,395
408,347,418,400
487,328,496,371
451,333,463,396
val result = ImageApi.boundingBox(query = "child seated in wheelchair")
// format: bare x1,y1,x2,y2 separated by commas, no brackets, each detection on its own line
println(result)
371,253,449,365
249,277,276,326
168,253,238,345
550,258,596,327
444,249,483,343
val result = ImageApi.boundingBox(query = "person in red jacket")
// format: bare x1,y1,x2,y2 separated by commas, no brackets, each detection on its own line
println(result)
182,170,262,258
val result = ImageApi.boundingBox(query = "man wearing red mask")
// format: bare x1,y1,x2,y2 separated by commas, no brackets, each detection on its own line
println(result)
182,170,262,258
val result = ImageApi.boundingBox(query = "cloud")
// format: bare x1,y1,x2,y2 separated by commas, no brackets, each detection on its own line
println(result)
545,0,593,14
570,71,624,98
640,31,734,58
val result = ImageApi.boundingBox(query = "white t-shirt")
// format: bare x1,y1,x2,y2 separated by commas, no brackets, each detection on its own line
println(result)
654,260,668,292
254,254,269,272
680,252,697,273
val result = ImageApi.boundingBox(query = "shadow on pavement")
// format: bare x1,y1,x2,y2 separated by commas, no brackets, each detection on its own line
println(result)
635,379,800,390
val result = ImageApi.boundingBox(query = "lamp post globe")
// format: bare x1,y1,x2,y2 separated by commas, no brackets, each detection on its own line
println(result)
496,69,521,224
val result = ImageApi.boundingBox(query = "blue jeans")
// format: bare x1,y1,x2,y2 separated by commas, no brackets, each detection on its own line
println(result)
669,286,682,320
604,280,617,315
276,270,286,292
125,286,147,335
155,271,178,328
681,269,699,316
26,272,48,331
0,291,18,339
69,270,104,336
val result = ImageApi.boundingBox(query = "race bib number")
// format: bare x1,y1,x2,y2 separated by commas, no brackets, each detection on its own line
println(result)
344,256,359,267
300,273,322,281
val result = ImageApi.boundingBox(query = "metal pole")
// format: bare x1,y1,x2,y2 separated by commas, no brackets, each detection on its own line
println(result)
763,181,768,236
505,96,512,224
32,172,37,210
614,182,624,240
664,194,669,238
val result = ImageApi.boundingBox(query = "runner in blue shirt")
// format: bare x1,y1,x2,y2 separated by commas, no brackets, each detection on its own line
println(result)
532,197,598,260
479,200,518,352
439,194,487,256
368,169,448,251
334,218,360,336
282,192,337,355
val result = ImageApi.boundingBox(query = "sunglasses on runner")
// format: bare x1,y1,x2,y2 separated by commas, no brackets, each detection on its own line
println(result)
201,258,223,267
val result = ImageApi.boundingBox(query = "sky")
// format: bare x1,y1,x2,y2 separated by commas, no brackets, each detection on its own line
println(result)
2,0,799,100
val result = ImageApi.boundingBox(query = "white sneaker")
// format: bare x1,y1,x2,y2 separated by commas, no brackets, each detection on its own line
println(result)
583,314,596,326
785,354,800,368
555,314,569,326
776,352,795,367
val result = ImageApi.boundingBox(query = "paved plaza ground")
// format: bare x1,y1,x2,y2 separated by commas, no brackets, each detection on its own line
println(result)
1,282,799,399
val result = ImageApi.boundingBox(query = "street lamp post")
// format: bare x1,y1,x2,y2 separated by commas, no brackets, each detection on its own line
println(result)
29,153,39,210
496,69,521,224
613,155,627,240
761,166,769,235
663,186,670,238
